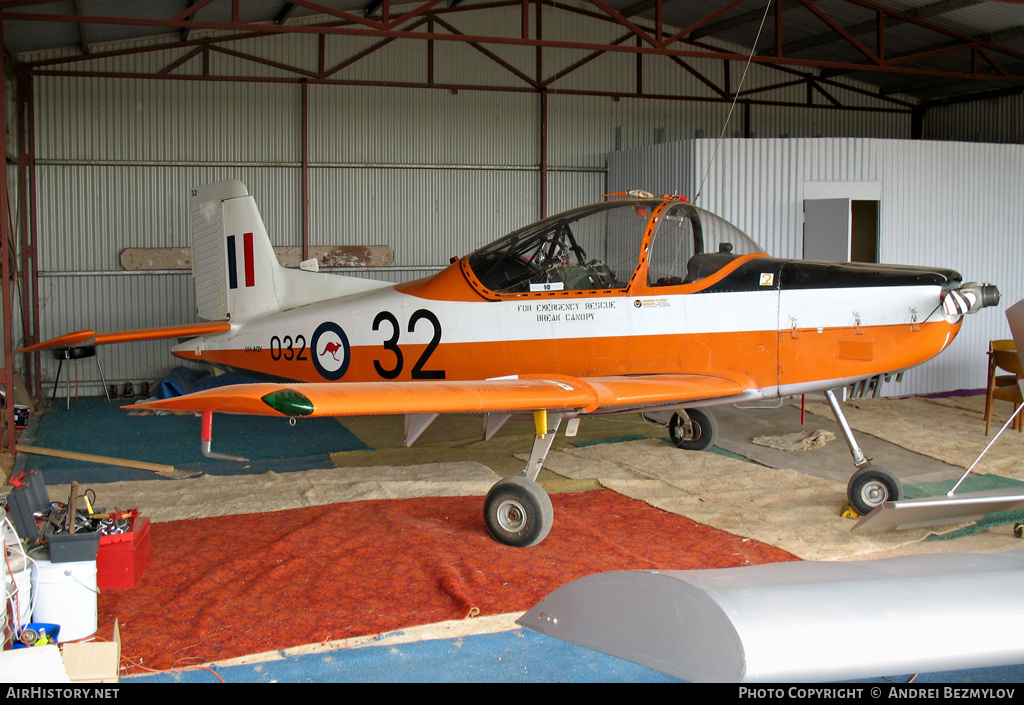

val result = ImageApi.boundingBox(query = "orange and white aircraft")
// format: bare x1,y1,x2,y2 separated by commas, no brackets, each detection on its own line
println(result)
19,180,999,546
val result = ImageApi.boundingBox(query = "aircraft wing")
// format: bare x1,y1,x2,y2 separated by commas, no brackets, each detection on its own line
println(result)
126,373,745,418
15,321,233,354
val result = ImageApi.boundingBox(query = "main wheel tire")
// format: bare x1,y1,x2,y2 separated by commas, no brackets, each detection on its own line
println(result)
847,465,903,516
483,476,554,548
669,409,718,451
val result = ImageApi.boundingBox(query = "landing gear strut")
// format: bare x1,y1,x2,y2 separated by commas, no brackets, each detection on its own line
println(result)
825,389,904,515
483,411,560,548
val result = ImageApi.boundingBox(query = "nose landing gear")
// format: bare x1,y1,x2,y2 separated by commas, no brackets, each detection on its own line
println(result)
824,388,904,515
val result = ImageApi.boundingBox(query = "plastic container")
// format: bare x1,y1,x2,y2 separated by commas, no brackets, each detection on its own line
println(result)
32,558,98,642
48,530,101,563
5,469,49,539
97,516,150,589
11,622,59,648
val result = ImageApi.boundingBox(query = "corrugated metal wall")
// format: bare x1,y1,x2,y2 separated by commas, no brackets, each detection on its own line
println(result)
609,138,1024,395
14,3,980,393
923,94,1024,145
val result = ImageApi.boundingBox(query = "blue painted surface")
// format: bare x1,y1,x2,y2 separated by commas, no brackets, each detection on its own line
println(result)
125,628,1024,684
126,629,684,683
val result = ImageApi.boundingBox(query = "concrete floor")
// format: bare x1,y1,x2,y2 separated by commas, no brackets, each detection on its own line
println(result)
711,399,968,487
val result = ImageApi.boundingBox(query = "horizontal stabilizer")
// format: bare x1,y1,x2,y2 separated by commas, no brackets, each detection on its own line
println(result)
16,321,232,354
126,373,744,418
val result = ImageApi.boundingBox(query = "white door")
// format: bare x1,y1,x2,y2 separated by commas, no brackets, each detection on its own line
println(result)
803,198,851,262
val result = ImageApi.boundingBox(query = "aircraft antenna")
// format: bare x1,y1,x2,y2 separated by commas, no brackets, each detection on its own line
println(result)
694,0,773,205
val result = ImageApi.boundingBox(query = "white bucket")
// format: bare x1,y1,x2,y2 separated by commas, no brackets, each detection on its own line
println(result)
32,558,99,642
4,563,33,632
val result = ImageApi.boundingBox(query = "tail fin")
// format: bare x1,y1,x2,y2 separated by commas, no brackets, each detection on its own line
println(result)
190,180,388,324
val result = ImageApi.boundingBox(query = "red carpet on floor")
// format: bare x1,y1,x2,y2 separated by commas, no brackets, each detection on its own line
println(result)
97,490,797,672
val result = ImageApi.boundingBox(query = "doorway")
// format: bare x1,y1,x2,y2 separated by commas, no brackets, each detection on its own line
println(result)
803,197,879,263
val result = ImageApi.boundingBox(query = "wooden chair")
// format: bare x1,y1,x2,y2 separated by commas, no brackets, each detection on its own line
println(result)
984,339,1023,435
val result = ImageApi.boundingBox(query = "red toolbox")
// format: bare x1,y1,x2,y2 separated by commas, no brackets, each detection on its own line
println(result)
96,516,151,590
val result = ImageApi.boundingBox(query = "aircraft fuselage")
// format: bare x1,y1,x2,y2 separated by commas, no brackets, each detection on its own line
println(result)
172,256,963,406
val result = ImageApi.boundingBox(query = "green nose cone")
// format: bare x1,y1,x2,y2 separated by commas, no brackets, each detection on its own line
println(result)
261,388,315,417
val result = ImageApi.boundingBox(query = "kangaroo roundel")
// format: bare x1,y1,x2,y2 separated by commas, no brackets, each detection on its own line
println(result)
311,321,350,380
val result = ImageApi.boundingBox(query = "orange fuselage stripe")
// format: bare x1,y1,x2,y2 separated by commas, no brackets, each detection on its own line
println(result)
174,319,959,394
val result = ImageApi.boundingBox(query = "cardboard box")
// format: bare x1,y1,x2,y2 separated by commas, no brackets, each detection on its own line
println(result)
97,516,150,589
61,621,121,684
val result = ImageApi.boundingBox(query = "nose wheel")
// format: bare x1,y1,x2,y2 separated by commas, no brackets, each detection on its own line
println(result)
847,465,903,516
825,388,905,516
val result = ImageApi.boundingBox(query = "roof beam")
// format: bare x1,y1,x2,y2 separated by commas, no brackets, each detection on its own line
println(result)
177,0,218,43
620,0,680,20
4,0,1022,94
921,77,1024,108
881,55,1024,100
690,0,807,40
276,3,299,24
73,0,91,55
821,18,1024,86
796,0,879,64
762,0,982,58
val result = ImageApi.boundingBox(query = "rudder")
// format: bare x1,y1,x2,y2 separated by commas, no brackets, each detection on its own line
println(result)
191,180,283,323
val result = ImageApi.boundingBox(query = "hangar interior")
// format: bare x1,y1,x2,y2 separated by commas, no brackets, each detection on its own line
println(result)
1,0,1024,684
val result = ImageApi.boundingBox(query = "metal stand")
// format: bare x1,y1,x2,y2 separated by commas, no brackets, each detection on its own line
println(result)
199,410,248,462
51,346,110,408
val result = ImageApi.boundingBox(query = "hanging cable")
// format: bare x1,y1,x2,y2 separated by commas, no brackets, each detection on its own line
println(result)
695,0,774,204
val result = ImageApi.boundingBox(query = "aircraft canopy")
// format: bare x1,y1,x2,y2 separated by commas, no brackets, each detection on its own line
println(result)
465,198,764,295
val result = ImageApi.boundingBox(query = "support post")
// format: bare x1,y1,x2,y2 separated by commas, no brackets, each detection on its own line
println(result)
0,26,16,454
301,79,310,263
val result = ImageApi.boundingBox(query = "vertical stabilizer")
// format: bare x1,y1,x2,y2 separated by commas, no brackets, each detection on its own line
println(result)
190,180,392,324
191,180,284,323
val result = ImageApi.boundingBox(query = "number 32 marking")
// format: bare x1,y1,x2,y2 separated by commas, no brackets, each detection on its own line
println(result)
373,309,445,380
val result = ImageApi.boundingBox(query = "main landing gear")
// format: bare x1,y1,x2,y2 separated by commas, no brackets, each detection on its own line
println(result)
483,411,560,548
482,408,722,547
668,409,718,451
824,388,904,516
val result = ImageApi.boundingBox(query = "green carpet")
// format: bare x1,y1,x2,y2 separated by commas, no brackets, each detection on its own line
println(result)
18,396,370,484
905,474,1024,541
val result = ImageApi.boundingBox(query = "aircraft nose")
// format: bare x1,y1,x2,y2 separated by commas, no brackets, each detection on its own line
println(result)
942,283,1001,317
